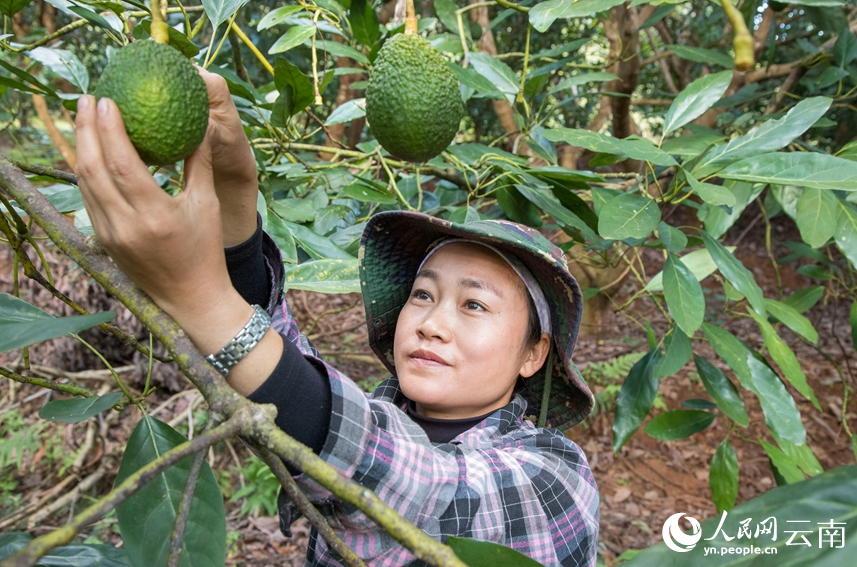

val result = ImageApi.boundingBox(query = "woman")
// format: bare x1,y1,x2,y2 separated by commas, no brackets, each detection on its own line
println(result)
74,67,599,566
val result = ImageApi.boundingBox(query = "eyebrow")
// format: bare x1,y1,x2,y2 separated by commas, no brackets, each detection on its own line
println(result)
415,269,505,299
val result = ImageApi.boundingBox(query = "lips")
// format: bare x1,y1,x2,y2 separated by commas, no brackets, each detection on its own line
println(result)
409,348,450,366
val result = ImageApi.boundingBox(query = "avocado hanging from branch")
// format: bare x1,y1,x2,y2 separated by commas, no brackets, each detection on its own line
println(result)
364,0,464,163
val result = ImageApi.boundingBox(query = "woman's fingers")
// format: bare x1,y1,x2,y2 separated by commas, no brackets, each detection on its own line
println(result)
93,97,165,211
75,95,121,217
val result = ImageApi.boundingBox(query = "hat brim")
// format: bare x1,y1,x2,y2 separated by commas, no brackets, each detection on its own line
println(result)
358,211,594,428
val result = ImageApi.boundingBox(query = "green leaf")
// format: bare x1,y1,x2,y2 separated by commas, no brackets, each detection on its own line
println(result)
657,222,687,253
0,0,31,17
795,187,839,248
653,327,691,379
116,416,226,567
771,432,823,477
663,253,705,336
782,286,824,313
645,410,714,440
469,52,519,104
699,229,766,317
667,45,735,69
257,5,303,30
283,259,360,293
340,182,396,204
834,28,857,67
273,58,314,116
852,301,857,350
136,21,200,57
710,439,739,513
835,198,857,267
0,293,114,354
683,171,736,207
702,323,805,445
434,0,463,35
663,70,732,135
612,347,660,453
324,98,365,126
699,181,763,239
718,151,857,191
447,62,507,101
313,205,350,235
39,392,123,424
645,246,734,292
547,71,618,93
514,184,598,242
269,25,316,54
0,59,57,97
543,128,678,167
797,264,835,280
694,354,750,427
27,47,89,93
265,211,298,263
529,0,627,33
447,536,545,567
693,97,833,177
765,298,818,343
270,198,316,223
681,398,716,410
598,193,660,240
760,439,805,484
281,220,354,260
201,0,248,28
620,463,857,566
747,308,820,410
349,0,379,46
319,40,369,65
497,185,542,228
0,533,132,566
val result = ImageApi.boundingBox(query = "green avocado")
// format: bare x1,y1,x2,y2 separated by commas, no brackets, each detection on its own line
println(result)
365,33,463,163
95,41,209,166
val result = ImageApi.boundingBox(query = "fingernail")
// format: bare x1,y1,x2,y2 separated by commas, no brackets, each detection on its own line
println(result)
97,97,109,117
78,95,90,112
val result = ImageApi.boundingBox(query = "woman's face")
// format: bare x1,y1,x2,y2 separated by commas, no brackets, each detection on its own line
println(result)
393,242,549,419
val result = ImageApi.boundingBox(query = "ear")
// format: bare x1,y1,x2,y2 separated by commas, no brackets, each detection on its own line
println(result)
519,333,551,378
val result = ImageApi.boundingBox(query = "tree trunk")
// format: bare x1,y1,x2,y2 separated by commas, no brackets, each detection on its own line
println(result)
469,0,520,145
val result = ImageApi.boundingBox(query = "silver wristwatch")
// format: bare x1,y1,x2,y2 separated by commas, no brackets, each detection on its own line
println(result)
205,304,272,376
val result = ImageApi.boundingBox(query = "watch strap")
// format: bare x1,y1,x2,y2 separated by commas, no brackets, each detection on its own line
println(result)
205,304,272,376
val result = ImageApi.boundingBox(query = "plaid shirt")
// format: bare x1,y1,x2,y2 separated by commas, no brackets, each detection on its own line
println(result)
259,233,600,567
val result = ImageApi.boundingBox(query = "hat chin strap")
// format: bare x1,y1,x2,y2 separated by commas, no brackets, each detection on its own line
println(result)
417,238,552,335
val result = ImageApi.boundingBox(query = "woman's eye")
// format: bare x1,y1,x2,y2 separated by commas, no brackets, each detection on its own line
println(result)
412,290,431,301
465,300,484,311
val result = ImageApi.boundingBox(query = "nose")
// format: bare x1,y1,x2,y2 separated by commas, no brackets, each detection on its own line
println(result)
416,301,453,343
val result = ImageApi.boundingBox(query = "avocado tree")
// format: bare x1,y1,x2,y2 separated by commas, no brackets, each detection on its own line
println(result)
0,0,856,565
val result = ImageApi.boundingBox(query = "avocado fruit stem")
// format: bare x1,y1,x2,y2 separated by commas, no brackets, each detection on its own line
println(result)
405,0,418,34
150,0,170,44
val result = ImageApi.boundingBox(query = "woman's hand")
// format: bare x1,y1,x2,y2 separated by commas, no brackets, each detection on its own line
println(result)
75,94,249,353
198,68,259,248
75,94,283,394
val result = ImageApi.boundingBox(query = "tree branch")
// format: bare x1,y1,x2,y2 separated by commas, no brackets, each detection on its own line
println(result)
0,156,471,567
1,413,250,567
166,451,207,567
258,446,368,567
0,366,93,397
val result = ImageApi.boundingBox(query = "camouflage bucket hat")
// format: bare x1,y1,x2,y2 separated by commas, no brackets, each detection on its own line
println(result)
358,210,595,429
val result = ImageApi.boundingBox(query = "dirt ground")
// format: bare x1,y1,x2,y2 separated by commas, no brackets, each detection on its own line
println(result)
0,196,854,566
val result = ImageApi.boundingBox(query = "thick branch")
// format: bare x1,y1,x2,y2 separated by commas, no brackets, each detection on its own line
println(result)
0,157,472,567
1,413,251,567
253,426,468,567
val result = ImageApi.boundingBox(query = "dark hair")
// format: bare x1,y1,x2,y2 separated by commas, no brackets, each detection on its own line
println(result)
523,291,542,352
